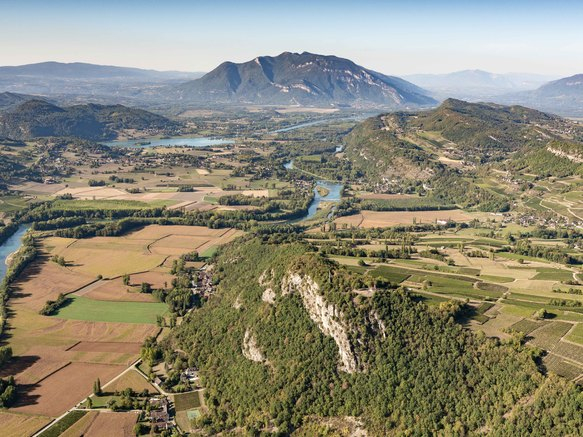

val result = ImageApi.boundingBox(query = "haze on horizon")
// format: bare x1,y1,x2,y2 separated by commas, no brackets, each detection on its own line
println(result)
2,0,582,77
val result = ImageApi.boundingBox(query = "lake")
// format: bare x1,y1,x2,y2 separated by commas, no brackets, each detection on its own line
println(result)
103,137,234,148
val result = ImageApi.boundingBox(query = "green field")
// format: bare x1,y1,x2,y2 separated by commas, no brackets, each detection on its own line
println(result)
200,246,219,258
371,266,411,284
52,199,174,210
38,410,88,437
54,295,167,324
532,268,575,281
566,323,583,345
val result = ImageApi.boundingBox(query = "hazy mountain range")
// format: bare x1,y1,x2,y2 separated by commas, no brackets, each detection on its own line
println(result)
404,70,556,100
0,57,582,115
0,62,204,105
496,74,583,117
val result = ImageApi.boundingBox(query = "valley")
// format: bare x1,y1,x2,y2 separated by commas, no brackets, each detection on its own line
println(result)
0,65,582,436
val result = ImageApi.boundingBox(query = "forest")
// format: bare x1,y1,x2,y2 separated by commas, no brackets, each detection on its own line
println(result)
161,236,583,435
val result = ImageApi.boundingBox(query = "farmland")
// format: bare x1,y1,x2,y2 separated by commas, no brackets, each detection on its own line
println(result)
310,218,583,382
1,224,241,424
334,209,477,228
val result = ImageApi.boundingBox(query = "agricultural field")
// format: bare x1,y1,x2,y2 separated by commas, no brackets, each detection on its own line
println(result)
0,411,51,437
174,391,203,433
104,369,158,394
317,221,583,374
2,224,241,422
334,209,480,228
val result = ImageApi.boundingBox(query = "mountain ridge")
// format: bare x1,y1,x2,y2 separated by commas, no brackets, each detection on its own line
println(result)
177,51,437,108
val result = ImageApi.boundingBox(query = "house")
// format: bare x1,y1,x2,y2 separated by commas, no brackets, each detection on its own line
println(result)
150,397,172,431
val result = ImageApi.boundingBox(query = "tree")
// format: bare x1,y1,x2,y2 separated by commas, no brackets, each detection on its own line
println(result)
141,282,152,294
93,378,102,396
123,274,130,286
0,346,12,367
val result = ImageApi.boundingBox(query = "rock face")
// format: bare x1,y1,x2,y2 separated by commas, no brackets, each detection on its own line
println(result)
281,273,360,373
547,145,583,163
259,269,276,304
242,329,266,363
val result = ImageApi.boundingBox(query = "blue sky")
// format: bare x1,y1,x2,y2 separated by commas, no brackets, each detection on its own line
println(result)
1,0,582,76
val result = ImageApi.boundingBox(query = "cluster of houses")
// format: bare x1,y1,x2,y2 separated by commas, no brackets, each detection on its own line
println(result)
149,397,173,432
192,266,215,300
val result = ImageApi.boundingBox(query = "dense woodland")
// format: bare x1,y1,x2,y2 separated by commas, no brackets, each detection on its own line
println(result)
162,237,583,435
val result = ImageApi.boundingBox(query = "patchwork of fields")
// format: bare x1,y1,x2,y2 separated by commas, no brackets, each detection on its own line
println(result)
1,224,241,426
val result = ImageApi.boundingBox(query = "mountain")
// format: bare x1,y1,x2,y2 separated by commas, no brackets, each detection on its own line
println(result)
176,52,437,108
404,70,555,100
163,236,583,434
0,99,177,141
497,74,583,116
0,62,204,104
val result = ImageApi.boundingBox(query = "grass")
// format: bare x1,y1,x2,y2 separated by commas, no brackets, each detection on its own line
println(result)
370,266,410,284
174,391,202,411
496,252,551,263
200,246,218,258
38,410,88,437
0,195,30,213
52,199,173,210
54,295,167,324
532,268,574,281
565,323,583,345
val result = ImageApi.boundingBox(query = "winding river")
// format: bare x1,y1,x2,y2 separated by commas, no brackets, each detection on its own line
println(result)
284,160,343,221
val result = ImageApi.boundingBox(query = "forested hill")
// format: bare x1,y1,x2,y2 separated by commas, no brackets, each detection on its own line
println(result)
343,99,583,211
176,51,437,108
0,99,177,141
162,236,582,435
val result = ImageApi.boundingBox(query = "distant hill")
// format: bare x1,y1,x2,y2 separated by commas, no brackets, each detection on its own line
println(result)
0,62,203,103
0,99,176,141
497,74,583,116
0,92,43,110
405,70,554,100
176,52,437,108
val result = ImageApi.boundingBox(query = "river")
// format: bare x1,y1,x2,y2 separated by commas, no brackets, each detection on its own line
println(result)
284,160,343,221
0,224,30,281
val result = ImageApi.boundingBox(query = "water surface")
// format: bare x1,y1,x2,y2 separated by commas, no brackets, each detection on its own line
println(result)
104,137,233,148
0,224,30,280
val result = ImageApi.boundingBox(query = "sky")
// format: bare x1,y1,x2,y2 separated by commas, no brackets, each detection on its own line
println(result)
1,0,582,77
